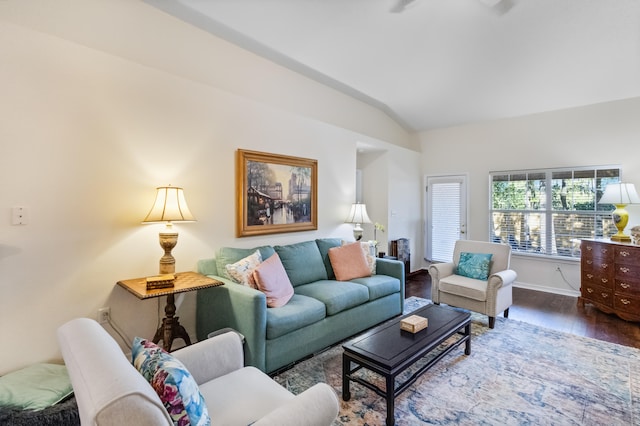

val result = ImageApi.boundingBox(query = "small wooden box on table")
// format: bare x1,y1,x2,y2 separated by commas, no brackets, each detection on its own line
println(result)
580,239,640,322
117,271,223,351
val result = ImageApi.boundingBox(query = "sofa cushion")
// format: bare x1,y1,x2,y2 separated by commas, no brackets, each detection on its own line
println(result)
252,252,295,308
295,281,369,316
439,274,488,302
329,242,372,281
265,294,326,339
274,241,328,286
457,252,493,280
225,249,262,288
351,274,401,301
132,338,211,426
315,238,342,279
216,246,275,280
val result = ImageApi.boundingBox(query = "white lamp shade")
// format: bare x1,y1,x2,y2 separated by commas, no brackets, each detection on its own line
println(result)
599,183,640,205
345,203,372,224
143,186,196,223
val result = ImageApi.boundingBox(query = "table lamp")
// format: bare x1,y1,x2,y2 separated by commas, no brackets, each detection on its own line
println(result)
599,182,640,242
345,202,372,241
143,185,196,274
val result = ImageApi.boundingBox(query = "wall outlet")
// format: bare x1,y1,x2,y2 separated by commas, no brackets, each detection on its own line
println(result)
98,307,110,324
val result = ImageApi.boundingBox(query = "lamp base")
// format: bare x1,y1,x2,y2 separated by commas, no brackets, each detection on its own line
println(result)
610,234,632,243
159,232,178,275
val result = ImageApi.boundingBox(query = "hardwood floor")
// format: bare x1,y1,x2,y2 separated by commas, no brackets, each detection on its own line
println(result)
406,270,640,349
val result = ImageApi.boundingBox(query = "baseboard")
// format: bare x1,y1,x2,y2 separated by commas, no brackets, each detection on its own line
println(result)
513,281,580,297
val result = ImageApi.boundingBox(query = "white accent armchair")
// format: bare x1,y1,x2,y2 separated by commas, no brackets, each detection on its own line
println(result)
58,318,339,425
428,240,517,328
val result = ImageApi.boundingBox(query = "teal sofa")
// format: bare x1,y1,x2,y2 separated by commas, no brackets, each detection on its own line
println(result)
196,239,405,373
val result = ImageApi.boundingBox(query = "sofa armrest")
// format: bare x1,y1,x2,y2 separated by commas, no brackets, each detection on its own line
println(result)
196,276,268,371
253,383,339,426
376,257,405,302
172,332,243,385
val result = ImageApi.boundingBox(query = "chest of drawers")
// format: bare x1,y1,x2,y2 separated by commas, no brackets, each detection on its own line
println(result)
580,239,640,322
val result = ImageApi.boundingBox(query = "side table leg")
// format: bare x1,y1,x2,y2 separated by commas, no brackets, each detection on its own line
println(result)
152,294,192,352
342,354,351,401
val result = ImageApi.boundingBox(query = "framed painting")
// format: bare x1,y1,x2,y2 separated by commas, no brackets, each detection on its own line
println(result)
236,149,318,237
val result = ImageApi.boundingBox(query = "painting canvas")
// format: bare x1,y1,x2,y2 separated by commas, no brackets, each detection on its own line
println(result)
236,149,318,237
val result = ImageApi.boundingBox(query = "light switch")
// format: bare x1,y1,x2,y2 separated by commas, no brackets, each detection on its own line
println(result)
12,206,28,225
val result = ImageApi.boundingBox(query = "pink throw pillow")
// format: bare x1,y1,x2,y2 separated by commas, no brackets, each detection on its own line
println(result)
329,241,372,281
252,252,294,308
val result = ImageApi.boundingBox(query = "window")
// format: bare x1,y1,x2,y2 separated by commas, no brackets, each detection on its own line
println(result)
489,166,620,258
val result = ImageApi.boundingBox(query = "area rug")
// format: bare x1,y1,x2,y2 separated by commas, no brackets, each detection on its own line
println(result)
273,297,640,425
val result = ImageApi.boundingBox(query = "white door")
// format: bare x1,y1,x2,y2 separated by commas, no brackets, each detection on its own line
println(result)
425,175,467,262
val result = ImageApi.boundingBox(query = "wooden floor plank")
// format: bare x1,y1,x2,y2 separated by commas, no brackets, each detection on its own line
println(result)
406,270,640,349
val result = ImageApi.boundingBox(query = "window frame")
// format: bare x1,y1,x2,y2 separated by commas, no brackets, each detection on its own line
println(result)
489,165,621,260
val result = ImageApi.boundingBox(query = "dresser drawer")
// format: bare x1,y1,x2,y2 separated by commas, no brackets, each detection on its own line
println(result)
614,261,640,279
581,283,614,307
613,294,640,316
581,269,613,288
615,277,640,297
582,241,614,260
615,245,640,265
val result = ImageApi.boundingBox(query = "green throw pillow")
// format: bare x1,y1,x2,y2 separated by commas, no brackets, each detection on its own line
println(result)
457,252,493,280
0,363,73,411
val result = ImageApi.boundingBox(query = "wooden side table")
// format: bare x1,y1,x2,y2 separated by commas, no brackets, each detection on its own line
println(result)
117,271,223,351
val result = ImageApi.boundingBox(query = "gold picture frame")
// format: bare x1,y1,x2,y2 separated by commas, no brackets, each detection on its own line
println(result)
236,149,318,237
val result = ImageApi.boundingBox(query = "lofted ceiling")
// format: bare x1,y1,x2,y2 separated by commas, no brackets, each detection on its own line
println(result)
146,0,640,133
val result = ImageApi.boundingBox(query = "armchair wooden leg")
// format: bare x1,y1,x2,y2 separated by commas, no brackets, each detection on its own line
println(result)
488,316,495,329
504,308,510,319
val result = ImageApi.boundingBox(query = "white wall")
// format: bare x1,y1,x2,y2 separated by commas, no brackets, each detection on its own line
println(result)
419,97,640,294
0,2,417,375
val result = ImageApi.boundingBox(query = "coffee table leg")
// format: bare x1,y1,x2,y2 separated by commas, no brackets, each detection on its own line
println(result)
386,374,395,426
342,353,351,401
465,323,471,355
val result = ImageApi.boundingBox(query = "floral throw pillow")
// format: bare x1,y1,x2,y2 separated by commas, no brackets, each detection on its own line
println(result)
456,252,493,280
132,338,211,426
225,249,262,288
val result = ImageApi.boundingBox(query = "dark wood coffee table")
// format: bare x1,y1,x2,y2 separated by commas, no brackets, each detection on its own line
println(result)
342,304,471,426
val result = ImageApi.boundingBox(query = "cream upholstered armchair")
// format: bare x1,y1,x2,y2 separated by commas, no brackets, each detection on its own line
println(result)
428,240,517,328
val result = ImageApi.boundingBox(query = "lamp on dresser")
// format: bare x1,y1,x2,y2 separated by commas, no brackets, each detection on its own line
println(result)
598,182,640,242
143,185,196,274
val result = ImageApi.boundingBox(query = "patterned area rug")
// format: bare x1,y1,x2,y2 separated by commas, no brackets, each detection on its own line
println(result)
273,297,640,425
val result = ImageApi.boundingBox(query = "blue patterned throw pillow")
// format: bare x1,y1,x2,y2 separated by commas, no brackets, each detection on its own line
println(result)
132,337,211,426
457,252,493,280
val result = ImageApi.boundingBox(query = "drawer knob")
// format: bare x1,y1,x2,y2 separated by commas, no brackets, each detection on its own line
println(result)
587,274,594,279
587,288,594,293
586,246,593,251
601,248,608,254
586,260,593,265
620,251,630,257
601,264,608,269
601,278,608,283
602,293,609,298
620,282,631,289
619,267,630,274
621,299,631,305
